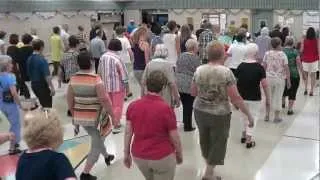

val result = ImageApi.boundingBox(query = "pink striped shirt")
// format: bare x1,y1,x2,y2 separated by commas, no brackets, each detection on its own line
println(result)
98,51,129,92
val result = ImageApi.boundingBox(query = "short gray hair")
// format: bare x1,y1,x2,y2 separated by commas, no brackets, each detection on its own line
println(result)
245,43,259,58
0,55,12,72
154,44,168,59
185,39,198,51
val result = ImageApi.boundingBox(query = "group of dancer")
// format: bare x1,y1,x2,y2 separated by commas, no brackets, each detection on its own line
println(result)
0,18,318,180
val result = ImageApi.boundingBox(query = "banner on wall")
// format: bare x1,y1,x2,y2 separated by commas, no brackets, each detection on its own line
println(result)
303,11,320,34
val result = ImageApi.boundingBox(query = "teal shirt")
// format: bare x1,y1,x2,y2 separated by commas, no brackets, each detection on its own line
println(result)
283,48,299,78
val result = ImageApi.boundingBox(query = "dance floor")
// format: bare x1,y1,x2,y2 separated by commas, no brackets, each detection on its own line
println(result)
0,136,90,180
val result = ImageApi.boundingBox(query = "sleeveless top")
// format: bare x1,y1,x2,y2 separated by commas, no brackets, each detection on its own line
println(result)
132,44,146,70
70,72,102,127
302,39,319,63
180,38,190,53
162,33,178,67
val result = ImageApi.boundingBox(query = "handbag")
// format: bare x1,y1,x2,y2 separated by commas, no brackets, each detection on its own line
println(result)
0,82,14,103
97,109,112,137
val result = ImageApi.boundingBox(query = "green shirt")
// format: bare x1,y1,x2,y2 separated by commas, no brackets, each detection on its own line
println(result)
50,34,63,62
283,48,299,78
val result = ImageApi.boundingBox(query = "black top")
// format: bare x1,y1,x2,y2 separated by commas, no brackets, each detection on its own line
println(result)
196,29,205,40
16,150,76,180
6,45,20,74
235,62,266,101
269,30,282,39
19,46,33,81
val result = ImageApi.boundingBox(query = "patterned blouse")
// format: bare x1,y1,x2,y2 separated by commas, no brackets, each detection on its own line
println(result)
263,50,288,79
60,50,80,82
176,52,201,94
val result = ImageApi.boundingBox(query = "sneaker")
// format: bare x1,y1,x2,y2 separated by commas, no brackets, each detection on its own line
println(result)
112,126,122,134
105,154,115,166
184,127,196,132
9,148,22,155
80,173,97,180
304,90,308,96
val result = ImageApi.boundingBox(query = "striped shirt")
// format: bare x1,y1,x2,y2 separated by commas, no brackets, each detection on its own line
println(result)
98,51,129,92
70,72,102,127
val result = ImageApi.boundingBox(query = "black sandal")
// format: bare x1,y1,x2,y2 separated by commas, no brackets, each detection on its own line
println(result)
246,141,256,149
105,154,115,166
241,137,246,144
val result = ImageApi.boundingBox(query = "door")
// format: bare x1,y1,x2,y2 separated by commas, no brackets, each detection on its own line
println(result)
252,10,273,37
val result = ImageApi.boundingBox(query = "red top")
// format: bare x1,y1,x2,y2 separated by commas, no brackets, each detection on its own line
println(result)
302,39,319,63
126,94,177,160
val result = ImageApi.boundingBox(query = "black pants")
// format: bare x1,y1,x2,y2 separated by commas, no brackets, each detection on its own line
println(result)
52,62,60,76
202,59,208,64
180,93,195,130
31,82,52,108
94,58,100,74
283,77,300,100
15,74,30,99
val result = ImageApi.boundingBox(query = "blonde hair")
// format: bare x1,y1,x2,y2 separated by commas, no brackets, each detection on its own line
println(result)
23,109,63,150
207,41,225,61
132,27,147,45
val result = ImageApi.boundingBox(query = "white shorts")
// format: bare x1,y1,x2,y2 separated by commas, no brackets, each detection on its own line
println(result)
302,61,319,73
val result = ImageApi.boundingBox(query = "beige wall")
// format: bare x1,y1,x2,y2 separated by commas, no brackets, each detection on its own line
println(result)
168,9,251,32
0,13,93,56
124,10,141,26
273,12,304,40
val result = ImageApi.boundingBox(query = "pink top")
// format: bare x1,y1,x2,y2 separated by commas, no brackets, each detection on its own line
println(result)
302,39,319,63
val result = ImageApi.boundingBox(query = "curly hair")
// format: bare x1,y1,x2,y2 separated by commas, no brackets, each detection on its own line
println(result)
23,109,63,150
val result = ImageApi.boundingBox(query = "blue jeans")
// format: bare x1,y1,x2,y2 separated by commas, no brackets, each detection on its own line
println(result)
1,102,20,144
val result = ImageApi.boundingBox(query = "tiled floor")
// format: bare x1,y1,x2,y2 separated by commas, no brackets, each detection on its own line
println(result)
0,76,319,180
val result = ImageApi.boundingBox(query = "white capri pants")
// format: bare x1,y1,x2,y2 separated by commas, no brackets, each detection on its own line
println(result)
241,100,261,137
267,77,286,111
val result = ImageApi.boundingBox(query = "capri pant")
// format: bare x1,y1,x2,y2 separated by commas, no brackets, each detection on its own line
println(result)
194,109,231,166
267,77,286,111
133,154,176,180
0,103,20,146
283,77,300,100
83,126,110,165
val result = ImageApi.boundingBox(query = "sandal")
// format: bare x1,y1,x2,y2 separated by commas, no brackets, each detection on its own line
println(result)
246,141,256,149
105,154,115,166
